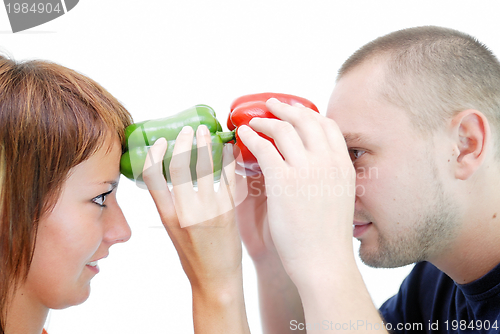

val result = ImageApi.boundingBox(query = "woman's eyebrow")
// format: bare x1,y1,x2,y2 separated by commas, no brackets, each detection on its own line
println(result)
92,180,119,189
106,181,119,189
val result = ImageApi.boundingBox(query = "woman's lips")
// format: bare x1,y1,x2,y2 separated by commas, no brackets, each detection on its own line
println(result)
85,254,107,274
85,261,100,274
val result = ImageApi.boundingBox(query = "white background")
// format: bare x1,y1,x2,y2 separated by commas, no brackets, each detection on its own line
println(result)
1,1,500,333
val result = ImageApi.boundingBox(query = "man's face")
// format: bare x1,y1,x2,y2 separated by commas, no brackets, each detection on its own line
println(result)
327,60,459,268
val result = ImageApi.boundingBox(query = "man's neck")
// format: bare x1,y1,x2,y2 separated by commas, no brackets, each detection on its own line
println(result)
431,208,500,284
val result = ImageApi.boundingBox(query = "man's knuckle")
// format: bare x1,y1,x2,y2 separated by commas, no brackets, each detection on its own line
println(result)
301,110,318,123
324,117,338,129
275,121,294,134
256,139,274,153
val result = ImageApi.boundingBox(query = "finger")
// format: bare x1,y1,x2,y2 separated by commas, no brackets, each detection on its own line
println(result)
214,145,237,227
178,143,237,228
232,139,262,176
317,116,351,157
265,98,330,153
142,137,169,192
217,144,238,215
235,163,261,177
142,138,178,226
195,125,215,198
169,125,196,202
219,144,236,195
234,167,265,204
282,101,347,155
248,117,305,165
236,125,286,178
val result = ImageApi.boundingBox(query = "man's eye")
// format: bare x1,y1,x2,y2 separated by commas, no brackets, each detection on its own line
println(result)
349,149,366,162
92,190,112,207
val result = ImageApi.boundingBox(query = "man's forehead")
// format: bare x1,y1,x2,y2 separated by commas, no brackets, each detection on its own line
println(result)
327,100,381,142
328,96,407,149
328,91,408,139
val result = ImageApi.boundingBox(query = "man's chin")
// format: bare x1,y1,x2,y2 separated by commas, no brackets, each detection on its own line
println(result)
358,245,415,269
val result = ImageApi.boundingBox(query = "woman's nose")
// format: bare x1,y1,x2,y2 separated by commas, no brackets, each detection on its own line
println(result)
103,203,132,244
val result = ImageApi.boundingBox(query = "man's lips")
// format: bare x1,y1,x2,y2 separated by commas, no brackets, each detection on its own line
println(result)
353,221,372,226
353,221,372,238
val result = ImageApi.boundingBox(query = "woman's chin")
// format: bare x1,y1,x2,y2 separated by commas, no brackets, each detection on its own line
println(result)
46,285,91,310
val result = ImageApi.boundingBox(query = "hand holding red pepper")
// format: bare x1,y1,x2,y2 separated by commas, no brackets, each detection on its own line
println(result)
227,93,319,175
235,98,356,289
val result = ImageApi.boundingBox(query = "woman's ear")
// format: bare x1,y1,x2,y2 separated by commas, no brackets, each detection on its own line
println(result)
451,109,490,180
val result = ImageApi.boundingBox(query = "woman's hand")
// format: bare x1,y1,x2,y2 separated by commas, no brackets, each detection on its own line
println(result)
142,125,249,333
142,124,240,287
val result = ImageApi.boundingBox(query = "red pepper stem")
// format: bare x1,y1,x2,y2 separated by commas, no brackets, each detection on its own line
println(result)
217,130,236,143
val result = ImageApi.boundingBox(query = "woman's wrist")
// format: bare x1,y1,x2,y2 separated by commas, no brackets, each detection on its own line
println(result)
191,269,250,333
190,267,244,303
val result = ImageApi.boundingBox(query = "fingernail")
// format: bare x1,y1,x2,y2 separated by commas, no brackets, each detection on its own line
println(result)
238,125,250,133
181,125,192,134
248,117,261,126
155,137,167,145
197,124,209,135
267,97,280,104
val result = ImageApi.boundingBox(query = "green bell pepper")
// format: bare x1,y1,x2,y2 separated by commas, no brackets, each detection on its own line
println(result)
120,104,235,185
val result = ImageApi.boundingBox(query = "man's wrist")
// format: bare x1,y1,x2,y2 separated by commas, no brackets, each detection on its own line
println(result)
290,248,358,295
253,249,282,269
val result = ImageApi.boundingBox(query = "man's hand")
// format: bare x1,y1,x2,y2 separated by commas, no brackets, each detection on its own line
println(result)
238,99,385,333
238,98,356,284
235,166,306,333
234,171,276,261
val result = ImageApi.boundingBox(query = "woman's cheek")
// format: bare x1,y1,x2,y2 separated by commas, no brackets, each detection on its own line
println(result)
25,214,99,308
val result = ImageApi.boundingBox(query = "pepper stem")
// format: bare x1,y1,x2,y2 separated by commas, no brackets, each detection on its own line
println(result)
217,130,236,143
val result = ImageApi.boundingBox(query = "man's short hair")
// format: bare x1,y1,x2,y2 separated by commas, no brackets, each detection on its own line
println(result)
338,26,500,158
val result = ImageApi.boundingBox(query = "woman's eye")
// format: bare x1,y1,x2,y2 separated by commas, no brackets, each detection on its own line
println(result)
349,149,366,162
92,190,112,207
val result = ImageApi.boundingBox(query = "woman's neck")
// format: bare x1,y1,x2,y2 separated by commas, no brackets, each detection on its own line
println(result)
6,286,48,334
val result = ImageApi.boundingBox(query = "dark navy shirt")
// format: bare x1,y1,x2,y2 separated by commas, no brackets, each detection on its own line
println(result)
379,261,500,333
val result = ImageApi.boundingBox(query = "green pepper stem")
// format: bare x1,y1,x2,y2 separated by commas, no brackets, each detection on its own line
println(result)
217,130,236,143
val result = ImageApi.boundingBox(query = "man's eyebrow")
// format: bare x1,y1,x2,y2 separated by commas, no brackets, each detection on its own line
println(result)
343,133,366,144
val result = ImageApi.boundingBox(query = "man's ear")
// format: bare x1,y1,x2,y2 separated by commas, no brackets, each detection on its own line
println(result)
451,109,490,180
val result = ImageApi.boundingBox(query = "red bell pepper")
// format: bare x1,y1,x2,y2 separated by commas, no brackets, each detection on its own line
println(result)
227,93,319,174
